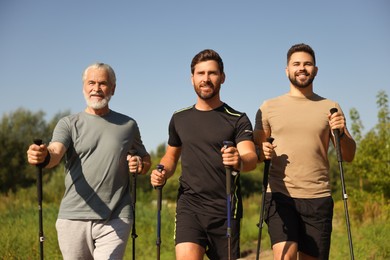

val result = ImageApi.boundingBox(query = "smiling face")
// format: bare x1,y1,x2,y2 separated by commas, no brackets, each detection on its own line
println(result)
286,51,318,89
191,60,225,101
83,67,115,115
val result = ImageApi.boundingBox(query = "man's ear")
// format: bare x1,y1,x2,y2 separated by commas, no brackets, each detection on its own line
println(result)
111,84,116,96
221,72,226,84
313,66,318,77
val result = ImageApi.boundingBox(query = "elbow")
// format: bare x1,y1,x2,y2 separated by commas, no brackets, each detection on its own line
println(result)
344,151,356,162
343,146,356,162
242,153,258,172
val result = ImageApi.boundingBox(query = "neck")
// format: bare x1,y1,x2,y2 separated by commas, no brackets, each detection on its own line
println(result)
289,84,314,98
195,97,223,111
85,106,110,116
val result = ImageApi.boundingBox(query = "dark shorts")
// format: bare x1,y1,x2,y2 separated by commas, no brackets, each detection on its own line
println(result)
265,192,333,259
175,206,241,259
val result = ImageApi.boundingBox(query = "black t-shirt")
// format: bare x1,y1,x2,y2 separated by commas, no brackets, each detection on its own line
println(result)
168,103,254,219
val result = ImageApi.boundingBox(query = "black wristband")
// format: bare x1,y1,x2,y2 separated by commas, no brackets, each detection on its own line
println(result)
38,152,51,168
339,131,345,138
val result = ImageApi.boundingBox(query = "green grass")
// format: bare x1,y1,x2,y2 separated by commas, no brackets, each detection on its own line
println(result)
1,172,389,259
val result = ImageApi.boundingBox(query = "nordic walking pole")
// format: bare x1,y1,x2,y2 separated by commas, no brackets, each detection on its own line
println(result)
223,140,234,260
255,137,274,260
33,139,45,260
128,150,139,260
330,108,354,260
155,164,165,260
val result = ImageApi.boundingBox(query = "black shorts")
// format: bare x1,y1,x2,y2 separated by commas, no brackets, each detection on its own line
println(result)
265,192,333,259
175,206,241,259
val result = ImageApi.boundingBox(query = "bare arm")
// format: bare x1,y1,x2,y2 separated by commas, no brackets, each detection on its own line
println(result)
253,129,275,163
338,128,356,162
236,140,258,172
150,145,181,187
328,111,356,162
27,141,66,169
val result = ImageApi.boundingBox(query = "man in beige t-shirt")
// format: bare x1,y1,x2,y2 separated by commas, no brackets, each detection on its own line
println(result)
254,43,356,260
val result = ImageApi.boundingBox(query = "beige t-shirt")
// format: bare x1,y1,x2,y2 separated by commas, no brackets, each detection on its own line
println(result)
255,93,342,198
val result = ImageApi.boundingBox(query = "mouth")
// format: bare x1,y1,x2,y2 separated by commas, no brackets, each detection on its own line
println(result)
296,72,309,81
200,82,214,89
90,92,104,99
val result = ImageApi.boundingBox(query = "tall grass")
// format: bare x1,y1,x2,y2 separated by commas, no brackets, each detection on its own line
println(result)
1,170,389,259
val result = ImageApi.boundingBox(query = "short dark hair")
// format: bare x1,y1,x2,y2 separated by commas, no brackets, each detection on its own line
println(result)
191,49,224,74
287,43,316,65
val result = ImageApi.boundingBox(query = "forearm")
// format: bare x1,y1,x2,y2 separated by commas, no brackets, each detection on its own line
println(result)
45,143,66,169
159,156,177,180
239,152,258,172
253,129,270,163
140,154,152,174
339,132,356,162
236,140,258,172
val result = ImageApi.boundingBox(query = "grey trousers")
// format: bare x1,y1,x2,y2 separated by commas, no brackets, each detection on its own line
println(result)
56,218,132,260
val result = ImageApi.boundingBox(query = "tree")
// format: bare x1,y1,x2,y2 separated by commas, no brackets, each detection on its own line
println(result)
348,90,390,198
0,109,46,194
0,108,70,194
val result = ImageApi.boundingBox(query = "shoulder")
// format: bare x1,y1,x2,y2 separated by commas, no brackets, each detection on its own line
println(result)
108,110,132,118
260,94,287,109
219,103,244,117
311,94,341,109
56,113,79,125
171,106,194,120
173,105,193,115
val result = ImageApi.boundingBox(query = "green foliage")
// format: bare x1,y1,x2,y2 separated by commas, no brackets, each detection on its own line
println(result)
0,109,48,194
330,195,390,259
0,109,70,195
348,90,390,198
240,170,262,198
2,182,389,259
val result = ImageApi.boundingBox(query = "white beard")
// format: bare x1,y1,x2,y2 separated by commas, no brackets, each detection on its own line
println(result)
84,92,112,109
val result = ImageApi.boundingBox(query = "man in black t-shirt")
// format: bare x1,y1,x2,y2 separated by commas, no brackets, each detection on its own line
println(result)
151,49,258,260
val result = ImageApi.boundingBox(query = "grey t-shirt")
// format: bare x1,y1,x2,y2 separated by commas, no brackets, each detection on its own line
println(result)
52,110,148,220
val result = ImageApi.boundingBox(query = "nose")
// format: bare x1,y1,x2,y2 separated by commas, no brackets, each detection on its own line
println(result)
297,64,306,71
92,83,102,92
202,73,211,82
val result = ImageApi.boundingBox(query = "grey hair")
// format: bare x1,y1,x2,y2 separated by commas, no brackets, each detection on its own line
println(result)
82,63,116,87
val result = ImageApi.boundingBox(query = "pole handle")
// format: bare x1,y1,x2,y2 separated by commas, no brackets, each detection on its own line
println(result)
34,139,43,146
330,108,343,162
223,141,234,194
263,137,274,187
33,139,43,168
156,164,164,211
330,108,341,136
264,137,274,161
155,164,165,188
128,150,139,175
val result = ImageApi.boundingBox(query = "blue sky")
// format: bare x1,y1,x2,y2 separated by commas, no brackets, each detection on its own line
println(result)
1,0,389,152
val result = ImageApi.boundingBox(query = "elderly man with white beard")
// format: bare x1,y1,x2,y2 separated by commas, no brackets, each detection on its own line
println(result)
27,62,151,260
